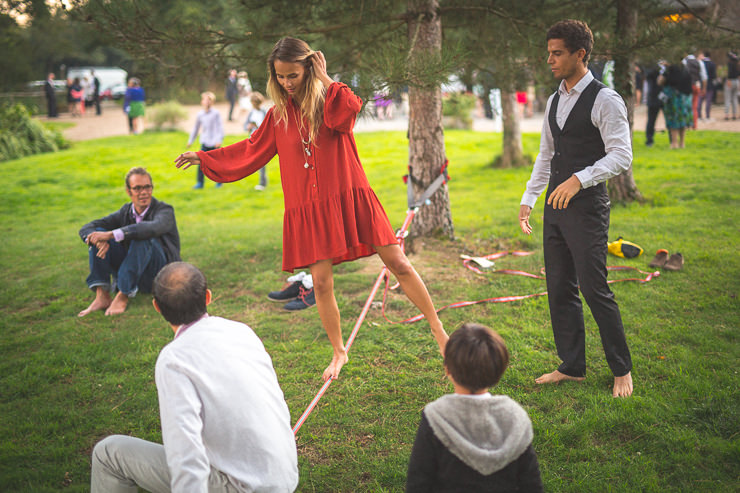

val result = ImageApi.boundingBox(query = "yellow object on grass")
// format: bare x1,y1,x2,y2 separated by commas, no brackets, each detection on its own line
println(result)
608,236,643,258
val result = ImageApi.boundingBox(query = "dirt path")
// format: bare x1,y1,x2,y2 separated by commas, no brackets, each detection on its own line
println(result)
44,100,739,142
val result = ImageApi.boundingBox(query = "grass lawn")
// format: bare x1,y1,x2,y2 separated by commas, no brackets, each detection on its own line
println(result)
1,127,738,492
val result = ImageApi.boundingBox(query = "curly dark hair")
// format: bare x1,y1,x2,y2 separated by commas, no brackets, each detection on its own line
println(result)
547,19,593,65
444,323,510,392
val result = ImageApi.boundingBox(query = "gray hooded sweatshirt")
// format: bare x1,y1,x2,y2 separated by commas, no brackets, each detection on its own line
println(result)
424,393,533,475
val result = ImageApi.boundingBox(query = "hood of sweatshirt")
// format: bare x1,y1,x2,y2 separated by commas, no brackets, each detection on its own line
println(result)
424,393,533,476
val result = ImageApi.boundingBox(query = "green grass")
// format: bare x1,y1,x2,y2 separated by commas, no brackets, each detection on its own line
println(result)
1,128,738,492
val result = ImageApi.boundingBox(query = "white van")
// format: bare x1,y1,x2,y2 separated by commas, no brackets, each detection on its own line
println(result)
66,66,128,99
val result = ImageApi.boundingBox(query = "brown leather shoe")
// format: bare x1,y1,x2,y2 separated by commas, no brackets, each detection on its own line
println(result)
663,252,684,271
648,249,669,268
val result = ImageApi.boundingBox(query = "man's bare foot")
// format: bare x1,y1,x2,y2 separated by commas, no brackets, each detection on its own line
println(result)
613,372,633,397
322,351,349,381
78,288,112,317
104,292,129,316
535,370,586,385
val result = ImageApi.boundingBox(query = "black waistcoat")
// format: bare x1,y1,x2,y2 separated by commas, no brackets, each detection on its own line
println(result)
546,79,607,202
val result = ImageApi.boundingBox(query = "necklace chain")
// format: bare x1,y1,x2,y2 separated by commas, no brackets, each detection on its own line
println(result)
293,106,312,166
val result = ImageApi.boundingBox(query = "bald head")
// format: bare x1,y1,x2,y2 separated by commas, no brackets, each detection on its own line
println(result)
153,262,208,325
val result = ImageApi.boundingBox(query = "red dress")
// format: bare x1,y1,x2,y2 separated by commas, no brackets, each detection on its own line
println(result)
197,82,398,272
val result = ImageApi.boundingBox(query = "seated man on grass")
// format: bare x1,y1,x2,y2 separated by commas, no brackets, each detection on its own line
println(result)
91,262,299,492
78,167,180,316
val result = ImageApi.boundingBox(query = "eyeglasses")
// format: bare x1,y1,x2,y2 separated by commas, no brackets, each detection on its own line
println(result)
129,184,153,193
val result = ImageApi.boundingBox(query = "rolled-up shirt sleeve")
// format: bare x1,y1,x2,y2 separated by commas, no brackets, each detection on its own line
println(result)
574,89,632,189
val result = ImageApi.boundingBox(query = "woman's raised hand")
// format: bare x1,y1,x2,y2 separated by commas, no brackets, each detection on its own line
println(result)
174,151,201,170
311,51,333,88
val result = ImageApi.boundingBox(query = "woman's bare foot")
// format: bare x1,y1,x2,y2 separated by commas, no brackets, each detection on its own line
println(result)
430,320,449,356
613,372,633,397
535,370,585,385
104,292,129,316
78,288,112,317
322,351,349,381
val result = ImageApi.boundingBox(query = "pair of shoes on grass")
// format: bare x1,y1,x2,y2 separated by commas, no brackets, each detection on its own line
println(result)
268,273,316,310
648,249,684,271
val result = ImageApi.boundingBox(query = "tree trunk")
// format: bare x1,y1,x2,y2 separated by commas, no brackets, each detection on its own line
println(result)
406,0,453,241
497,89,525,168
609,0,643,203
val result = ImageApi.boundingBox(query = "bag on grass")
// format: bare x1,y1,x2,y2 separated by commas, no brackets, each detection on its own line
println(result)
608,236,643,259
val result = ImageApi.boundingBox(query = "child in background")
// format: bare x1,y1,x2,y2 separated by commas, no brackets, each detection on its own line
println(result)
244,92,268,190
406,323,543,492
187,91,224,189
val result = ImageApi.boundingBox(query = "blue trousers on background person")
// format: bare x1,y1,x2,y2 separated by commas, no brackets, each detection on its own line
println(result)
86,230,167,297
195,145,221,188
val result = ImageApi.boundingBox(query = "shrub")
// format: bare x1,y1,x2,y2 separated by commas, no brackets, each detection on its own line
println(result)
442,92,477,129
0,103,69,162
149,100,188,130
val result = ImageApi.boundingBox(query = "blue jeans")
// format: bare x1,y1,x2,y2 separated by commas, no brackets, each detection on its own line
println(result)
196,145,220,186
86,231,167,297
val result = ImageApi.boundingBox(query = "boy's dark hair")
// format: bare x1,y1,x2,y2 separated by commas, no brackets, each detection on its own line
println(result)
444,323,510,392
153,262,208,326
547,19,594,65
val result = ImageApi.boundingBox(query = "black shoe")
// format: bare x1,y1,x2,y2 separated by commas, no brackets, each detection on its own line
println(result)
267,281,302,302
284,286,316,311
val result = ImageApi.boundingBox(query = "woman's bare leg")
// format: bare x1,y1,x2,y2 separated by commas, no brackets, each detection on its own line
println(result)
374,244,449,354
309,259,348,381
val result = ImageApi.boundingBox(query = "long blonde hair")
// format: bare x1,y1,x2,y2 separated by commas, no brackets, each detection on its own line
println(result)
267,37,326,143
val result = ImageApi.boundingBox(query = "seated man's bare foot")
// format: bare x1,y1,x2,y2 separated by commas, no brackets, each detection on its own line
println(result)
78,290,112,317
104,292,129,316
535,370,585,385
613,372,633,397
322,351,349,382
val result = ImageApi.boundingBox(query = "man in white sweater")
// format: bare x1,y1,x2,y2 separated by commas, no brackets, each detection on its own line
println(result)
91,262,298,493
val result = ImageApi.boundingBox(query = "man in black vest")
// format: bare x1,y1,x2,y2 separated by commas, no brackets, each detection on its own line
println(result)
518,20,633,397
78,167,180,317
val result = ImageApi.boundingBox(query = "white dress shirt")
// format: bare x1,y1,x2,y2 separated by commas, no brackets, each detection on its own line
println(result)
155,316,298,493
521,71,632,208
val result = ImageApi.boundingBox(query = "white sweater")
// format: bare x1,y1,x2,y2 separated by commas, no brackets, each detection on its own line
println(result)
155,316,298,492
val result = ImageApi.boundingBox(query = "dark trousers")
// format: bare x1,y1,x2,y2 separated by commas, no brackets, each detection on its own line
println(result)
645,105,661,145
542,193,632,377
86,231,167,297
94,94,101,115
47,97,57,117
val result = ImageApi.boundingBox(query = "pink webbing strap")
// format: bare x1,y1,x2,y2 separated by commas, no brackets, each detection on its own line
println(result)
292,210,416,435
380,252,661,324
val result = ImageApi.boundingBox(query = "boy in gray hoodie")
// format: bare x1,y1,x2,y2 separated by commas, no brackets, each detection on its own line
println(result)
406,323,543,492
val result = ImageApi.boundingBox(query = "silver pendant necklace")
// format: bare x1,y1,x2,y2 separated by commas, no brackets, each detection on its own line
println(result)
293,107,312,169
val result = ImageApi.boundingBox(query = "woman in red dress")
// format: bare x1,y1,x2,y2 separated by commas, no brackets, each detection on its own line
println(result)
175,37,448,380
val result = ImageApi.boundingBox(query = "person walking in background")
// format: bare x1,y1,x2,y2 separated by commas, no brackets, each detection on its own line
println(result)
237,70,253,120
91,69,102,116
683,50,706,129
698,52,716,121
69,77,83,117
244,92,268,190
225,69,239,121
175,37,448,381
518,19,634,398
124,78,146,135
90,262,299,492
44,72,57,118
659,58,693,149
725,52,739,121
187,91,224,190
406,323,543,492
645,60,667,147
